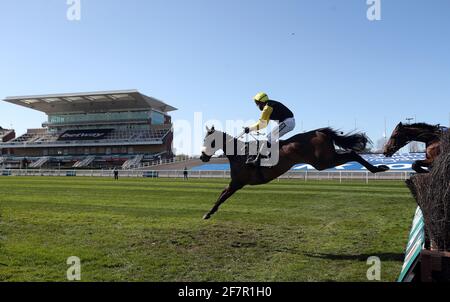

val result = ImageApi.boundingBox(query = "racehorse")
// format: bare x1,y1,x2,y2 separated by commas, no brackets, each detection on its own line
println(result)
384,122,445,173
200,126,389,219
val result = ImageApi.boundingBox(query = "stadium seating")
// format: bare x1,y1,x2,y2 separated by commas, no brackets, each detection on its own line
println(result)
7,127,171,145
10,133,36,143
0,128,15,143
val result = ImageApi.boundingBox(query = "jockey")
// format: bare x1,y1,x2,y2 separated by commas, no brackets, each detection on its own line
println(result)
244,92,296,166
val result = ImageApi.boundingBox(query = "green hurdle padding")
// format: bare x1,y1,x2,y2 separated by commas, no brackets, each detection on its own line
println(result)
398,206,425,282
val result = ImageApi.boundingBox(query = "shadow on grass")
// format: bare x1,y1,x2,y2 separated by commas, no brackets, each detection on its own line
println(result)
304,252,404,262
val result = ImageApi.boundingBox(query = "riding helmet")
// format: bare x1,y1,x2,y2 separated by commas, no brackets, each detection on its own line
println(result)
254,92,269,103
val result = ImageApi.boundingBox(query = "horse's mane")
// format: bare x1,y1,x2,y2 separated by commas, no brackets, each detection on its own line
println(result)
407,123,441,132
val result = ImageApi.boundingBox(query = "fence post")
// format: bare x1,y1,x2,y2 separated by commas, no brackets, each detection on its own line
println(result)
339,171,342,184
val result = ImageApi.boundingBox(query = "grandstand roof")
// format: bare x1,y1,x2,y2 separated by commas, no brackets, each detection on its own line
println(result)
3,90,177,114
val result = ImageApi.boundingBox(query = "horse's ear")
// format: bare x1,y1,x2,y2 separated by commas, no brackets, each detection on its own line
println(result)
205,125,210,132
398,122,403,128
211,125,215,131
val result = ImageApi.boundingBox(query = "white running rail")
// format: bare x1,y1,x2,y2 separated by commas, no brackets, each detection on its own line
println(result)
0,169,413,183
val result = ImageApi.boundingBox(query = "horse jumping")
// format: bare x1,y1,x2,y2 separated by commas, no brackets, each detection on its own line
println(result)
200,126,389,220
384,122,446,173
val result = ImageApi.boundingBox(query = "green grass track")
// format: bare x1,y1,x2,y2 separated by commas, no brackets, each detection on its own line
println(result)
0,177,416,281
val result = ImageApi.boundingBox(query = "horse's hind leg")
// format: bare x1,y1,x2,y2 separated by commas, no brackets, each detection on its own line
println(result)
203,182,243,220
333,151,389,173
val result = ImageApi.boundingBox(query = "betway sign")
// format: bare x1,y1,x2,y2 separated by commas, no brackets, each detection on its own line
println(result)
58,129,113,141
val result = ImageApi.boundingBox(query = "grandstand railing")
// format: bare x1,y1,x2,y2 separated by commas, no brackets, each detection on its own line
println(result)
28,156,50,168
122,154,144,169
72,155,96,168
0,169,413,182
138,155,198,168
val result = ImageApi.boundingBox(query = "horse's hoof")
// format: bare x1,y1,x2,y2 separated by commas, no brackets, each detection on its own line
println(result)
378,165,390,172
203,213,211,220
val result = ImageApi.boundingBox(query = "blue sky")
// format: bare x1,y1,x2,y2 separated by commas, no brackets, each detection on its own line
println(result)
0,0,449,154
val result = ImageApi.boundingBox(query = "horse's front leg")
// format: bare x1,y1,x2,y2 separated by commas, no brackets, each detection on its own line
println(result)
412,160,430,174
203,183,243,220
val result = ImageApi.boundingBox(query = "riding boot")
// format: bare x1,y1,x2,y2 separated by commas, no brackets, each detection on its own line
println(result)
246,141,270,166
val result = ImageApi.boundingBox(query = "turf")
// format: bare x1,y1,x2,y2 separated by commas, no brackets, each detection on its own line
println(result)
0,176,416,282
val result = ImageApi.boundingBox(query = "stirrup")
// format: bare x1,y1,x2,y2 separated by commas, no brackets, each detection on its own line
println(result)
246,155,261,166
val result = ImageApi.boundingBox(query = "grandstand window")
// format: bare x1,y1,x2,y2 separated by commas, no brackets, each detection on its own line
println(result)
151,111,165,125
48,111,151,125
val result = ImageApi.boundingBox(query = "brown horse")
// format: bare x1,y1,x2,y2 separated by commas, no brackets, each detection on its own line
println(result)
200,126,389,219
384,122,445,173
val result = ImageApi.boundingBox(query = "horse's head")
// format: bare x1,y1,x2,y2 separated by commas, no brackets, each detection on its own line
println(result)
200,125,222,162
384,122,408,157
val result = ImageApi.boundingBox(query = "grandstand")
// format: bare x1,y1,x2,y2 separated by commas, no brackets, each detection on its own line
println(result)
0,90,177,169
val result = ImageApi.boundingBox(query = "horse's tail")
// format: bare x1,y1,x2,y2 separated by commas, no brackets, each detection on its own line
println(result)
320,128,371,152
